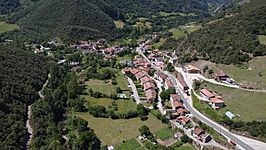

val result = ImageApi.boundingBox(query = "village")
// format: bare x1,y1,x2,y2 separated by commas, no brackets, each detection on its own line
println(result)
30,37,266,150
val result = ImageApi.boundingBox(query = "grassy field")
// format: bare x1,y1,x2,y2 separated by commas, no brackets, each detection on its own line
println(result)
152,38,166,49
84,68,130,96
182,25,202,33
117,55,132,62
169,28,186,39
85,79,117,95
114,20,125,28
258,35,266,45
0,21,19,33
199,82,266,121
159,11,196,17
76,113,167,145
82,96,137,113
155,127,175,140
175,144,195,150
116,71,131,91
214,56,266,89
116,138,141,150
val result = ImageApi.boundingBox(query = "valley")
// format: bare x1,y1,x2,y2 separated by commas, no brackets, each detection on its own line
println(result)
1,0,266,150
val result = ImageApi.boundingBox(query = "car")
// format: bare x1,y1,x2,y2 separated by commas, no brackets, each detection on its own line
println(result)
228,139,236,146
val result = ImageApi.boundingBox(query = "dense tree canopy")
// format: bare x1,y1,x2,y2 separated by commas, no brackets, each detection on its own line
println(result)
0,41,48,149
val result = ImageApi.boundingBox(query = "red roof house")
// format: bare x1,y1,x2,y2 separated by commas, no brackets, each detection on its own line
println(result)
200,89,215,100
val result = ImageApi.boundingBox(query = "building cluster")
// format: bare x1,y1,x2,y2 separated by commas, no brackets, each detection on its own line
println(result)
200,88,225,109
70,39,130,59
122,56,160,103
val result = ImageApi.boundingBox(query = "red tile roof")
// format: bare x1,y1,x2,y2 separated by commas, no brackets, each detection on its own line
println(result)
158,72,168,80
144,82,156,90
194,127,204,136
145,89,157,101
176,108,187,114
176,73,189,89
135,71,145,79
200,89,215,98
165,79,174,88
131,68,140,74
170,94,181,102
215,71,228,77
173,101,184,108
177,116,190,124
210,98,224,103
140,76,152,84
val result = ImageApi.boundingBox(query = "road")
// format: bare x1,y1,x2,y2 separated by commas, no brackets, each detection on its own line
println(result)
175,66,266,93
127,77,141,104
136,44,255,150
26,73,50,146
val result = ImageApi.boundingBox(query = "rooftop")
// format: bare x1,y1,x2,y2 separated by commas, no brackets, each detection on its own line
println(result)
200,89,215,98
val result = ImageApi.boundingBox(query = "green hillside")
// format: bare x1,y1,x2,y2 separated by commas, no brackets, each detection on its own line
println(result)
4,0,227,42
174,0,266,64
9,0,122,41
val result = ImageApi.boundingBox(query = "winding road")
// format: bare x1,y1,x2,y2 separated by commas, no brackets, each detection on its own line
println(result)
26,74,50,146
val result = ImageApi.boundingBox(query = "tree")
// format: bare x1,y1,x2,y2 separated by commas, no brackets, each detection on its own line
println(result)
137,104,149,117
139,125,151,136
203,66,209,73
180,135,192,143
67,74,78,99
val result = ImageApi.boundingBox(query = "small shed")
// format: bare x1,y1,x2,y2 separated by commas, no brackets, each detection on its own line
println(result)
225,111,235,120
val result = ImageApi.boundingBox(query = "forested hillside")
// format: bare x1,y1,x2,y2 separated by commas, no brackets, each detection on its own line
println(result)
8,0,123,41
173,0,266,64
0,42,48,149
0,0,20,15
4,0,227,42
105,0,221,17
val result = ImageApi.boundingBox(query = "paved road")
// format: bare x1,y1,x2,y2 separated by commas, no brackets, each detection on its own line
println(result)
127,77,141,104
136,46,254,150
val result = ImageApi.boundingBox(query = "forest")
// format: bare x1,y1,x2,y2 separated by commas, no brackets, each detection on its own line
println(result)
0,0,20,14
0,41,48,149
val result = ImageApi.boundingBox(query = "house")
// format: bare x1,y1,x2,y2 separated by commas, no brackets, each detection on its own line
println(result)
140,76,152,85
156,71,168,83
145,89,157,102
130,68,140,75
214,71,229,81
165,79,174,89
210,98,224,109
155,62,165,70
144,82,156,91
184,65,201,74
200,89,215,100
176,116,190,125
122,68,132,75
170,94,181,103
193,127,212,143
225,111,235,120
176,108,188,116
135,72,145,80
176,73,189,91
172,101,184,110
